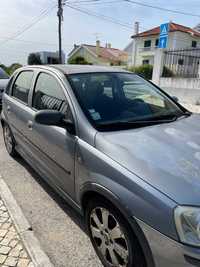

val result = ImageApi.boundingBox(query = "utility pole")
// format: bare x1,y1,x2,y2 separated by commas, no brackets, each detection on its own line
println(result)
57,0,63,64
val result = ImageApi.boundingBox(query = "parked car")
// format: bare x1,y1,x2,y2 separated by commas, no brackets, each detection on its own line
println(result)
0,67,9,108
1,65,200,267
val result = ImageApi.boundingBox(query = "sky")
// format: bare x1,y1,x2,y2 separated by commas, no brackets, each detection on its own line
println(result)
0,0,200,66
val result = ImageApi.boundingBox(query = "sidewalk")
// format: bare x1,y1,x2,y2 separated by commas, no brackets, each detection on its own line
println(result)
0,177,53,267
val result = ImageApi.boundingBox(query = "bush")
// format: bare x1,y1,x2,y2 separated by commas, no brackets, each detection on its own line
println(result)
127,64,153,80
68,56,92,65
162,66,174,77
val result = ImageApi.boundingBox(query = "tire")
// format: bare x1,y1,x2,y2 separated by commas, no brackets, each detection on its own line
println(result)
3,123,17,157
85,197,146,267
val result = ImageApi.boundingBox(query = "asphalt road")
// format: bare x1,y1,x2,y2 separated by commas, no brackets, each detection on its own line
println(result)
0,125,102,267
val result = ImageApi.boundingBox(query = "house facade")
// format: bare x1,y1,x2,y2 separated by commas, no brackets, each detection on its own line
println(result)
68,41,128,66
125,22,200,67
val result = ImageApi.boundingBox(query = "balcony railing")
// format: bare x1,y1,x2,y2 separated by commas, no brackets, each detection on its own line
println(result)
139,46,158,52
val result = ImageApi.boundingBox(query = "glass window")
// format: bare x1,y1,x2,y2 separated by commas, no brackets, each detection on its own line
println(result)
68,72,185,131
32,73,67,112
142,59,150,65
192,41,197,48
144,40,151,47
155,39,159,47
12,71,33,104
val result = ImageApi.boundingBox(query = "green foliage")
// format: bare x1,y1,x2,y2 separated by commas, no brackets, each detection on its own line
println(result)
28,53,42,65
0,63,22,75
127,64,153,80
162,66,174,77
68,56,92,65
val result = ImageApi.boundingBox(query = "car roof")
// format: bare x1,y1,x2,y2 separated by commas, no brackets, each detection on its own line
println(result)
51,64,128,75
22,64,129,75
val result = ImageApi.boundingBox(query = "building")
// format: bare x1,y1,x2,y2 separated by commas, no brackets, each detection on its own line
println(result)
31,51,65,64
68,41,128,66
126,22,200,67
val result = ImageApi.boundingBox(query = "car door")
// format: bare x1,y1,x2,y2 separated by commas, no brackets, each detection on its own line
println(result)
3,70,35,148
25,71,76,199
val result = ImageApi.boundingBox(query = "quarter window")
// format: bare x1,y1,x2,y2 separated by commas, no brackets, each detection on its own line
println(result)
12,71,33,104
32,73,67,112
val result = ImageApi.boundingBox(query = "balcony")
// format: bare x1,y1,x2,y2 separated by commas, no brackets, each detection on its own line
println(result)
139,46,158,53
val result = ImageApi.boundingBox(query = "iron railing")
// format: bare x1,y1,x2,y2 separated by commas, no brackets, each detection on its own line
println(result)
162,48,200,78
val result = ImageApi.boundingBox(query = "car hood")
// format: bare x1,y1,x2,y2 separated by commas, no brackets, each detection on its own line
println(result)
95,114,200,205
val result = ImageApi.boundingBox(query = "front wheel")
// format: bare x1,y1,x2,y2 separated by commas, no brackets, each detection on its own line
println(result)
86,197,146,267
3,124,17,157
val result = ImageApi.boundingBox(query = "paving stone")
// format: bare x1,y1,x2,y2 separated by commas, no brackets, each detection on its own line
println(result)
0,245,11,255
10,244,23,257
19,249,28,259
17,258,30,267
2,222,11,230
4,256,18,266
0,206,7,212
0,229,8,238
9,239,19,248
0,254,7,264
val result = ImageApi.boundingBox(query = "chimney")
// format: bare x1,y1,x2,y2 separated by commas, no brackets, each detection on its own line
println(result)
134,21,139,35
96,40,100,56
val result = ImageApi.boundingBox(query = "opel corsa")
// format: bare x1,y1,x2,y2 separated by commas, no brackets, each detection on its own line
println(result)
1,65,200,267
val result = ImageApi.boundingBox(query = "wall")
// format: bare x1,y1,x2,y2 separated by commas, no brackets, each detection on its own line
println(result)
160,77,200,104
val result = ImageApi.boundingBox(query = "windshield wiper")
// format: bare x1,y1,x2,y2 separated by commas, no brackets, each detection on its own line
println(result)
98,116,178,130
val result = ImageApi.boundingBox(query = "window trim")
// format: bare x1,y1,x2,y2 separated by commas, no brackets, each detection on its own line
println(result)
11,70,34,106
31,71,69,113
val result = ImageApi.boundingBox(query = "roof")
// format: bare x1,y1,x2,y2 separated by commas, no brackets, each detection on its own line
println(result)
52,64,128,75
132,22,200,38
68,44,128,63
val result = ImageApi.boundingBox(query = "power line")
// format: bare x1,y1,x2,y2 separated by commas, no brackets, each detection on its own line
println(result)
0,4,57,47
65,4,133,30
124,0,200,18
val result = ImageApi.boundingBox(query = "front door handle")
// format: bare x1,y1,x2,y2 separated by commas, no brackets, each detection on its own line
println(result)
27,120,33,130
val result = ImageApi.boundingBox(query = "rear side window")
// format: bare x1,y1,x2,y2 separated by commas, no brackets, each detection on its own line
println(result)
32,72,66,112
12,71,33,104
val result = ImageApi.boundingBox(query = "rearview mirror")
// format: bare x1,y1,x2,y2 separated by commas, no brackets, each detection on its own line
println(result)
34,110,64,126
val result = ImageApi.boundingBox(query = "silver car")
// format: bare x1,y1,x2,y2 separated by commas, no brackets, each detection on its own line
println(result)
0,67,9,108
1,65,200,267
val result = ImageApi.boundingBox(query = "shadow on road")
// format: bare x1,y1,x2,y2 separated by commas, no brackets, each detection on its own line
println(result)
14,155,87,234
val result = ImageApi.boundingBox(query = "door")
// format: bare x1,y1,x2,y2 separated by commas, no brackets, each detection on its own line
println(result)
4,70,34,147
27,72,76,199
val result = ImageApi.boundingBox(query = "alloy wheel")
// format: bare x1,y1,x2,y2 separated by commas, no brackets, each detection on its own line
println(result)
90,207,129,267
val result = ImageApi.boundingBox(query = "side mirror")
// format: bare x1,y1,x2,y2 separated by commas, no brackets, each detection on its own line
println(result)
34,110,64,126
34,110,76,135
172,96,179,102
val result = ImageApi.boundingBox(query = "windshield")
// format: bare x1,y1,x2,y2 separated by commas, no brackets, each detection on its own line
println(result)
68,72,186,131
0,68,9,79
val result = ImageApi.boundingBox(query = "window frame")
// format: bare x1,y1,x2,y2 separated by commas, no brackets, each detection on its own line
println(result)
144,40,151,48
11,70,34,106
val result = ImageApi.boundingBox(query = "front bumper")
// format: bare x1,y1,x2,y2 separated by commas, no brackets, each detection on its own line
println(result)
136,218,200,267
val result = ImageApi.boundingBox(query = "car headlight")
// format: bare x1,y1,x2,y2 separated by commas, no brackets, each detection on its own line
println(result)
175,206,200,247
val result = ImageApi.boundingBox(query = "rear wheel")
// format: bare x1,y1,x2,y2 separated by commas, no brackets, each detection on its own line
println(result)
3,124,17,157
85,197,146,267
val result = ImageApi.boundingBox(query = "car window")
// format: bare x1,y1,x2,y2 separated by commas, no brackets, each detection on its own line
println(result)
32,72,68,113
0,68,9,79
12,71,33,104
5,77,14,95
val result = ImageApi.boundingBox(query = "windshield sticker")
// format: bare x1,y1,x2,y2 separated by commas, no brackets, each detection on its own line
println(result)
89,109,101,120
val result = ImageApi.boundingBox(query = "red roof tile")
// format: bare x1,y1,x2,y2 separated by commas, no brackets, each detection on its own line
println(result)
132,22,200,38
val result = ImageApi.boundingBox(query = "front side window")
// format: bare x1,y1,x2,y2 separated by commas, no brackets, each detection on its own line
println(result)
12,71,33,104
32,73,67,112
68,72,186,131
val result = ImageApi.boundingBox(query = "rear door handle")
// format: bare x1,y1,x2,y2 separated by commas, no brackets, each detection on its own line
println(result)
27,120,33,130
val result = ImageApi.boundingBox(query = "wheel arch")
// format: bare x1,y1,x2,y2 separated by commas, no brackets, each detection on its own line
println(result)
80,182,155,267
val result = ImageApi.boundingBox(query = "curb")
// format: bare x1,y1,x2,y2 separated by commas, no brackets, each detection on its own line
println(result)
0,176,54,267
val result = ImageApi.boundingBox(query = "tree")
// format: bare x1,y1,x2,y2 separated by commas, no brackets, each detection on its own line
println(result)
8,63,22,75
68,56,92,65
28,53,42,65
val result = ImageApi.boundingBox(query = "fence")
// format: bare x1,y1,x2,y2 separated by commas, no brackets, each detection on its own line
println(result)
162,48,200,78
